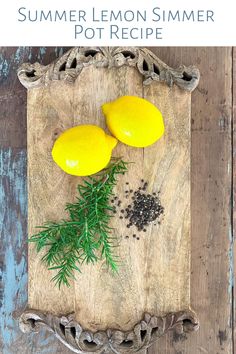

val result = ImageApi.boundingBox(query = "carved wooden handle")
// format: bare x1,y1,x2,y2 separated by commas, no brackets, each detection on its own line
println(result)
19,309,199,354
17,47,200,92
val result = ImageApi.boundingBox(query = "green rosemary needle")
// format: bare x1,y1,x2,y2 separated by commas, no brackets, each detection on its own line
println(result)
29,158,129,288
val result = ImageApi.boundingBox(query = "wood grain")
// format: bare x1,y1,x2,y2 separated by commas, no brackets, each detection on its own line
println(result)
0,47,234,354
0,47,73,354
147,47,233,354
233,46,236,354
27,62,192,333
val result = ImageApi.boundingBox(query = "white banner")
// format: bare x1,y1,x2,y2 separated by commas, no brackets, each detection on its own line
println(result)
0,0,235,46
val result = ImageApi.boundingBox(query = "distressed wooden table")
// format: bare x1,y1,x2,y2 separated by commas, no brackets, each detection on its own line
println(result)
0,47,234,354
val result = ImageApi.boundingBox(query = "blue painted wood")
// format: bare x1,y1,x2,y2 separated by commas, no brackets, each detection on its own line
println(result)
0,148,27,353
0,48,72,354
0,150,72,354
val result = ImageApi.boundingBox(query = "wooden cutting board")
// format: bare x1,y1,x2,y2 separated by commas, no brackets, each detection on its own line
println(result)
18,47,200,354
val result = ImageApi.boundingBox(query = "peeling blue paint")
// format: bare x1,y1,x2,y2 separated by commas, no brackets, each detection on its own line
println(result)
2,246,27,346
54,47,65,59
0,48,72,353
0,148,59,352
0,47,68,82
38,47,47,60
0,147,68,354
0,54,10,78
0,47,33,81
13,47,34,67
0,149,27,352
14,47,26,65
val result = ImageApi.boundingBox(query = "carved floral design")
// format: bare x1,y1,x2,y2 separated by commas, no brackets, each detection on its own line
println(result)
19,309,199,354
17,47,200,92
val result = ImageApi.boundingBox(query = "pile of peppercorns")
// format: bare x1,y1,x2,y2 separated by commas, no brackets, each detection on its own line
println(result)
111,179,164,240
125,190,164,231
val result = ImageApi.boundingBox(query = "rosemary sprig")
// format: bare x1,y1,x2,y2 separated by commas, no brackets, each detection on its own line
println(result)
29,158,129,288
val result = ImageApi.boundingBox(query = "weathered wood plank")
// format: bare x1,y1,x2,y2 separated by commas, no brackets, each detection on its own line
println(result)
0,47,72,354
0,47,69,94
233,46,236,354
0,47,70,149
0,47,233,354
0,148,27,353
147,47,233,353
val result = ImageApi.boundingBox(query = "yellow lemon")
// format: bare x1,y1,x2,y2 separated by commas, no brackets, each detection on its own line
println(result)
102,96,164,147
52,125,117,176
